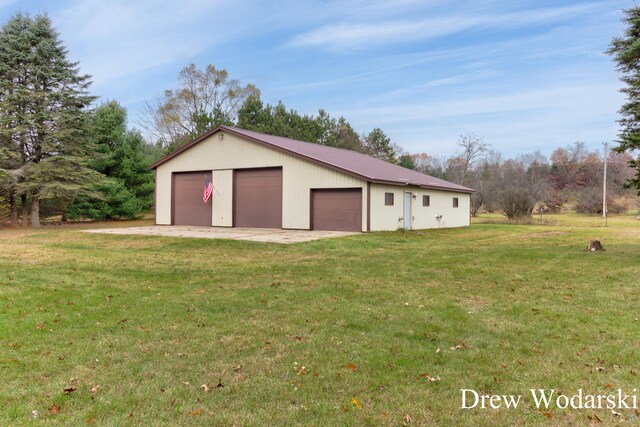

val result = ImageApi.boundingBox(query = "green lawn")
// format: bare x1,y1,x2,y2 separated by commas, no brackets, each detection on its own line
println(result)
0,213,639,426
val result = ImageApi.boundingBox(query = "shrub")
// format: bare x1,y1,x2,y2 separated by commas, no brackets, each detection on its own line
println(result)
67,179,143,220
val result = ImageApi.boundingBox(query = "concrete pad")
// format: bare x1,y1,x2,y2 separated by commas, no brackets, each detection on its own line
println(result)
82,226,358,244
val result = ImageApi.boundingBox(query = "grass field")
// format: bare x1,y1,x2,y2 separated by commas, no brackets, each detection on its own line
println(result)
1,213,639,426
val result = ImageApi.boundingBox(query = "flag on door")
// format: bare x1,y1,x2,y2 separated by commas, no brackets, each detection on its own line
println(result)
203,176,213,203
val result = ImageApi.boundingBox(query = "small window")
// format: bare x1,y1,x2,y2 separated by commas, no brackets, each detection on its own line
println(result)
423,195,430,207
385,192,394,206
453,197,459,208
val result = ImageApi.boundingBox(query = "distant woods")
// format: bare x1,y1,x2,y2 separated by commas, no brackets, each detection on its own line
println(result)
409,138,636,219
1,12,638,226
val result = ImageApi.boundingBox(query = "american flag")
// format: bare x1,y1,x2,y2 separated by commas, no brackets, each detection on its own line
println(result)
203,176,213,203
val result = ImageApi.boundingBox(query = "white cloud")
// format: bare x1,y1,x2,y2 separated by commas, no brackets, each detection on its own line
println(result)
342,81,623,156
288,3,602,51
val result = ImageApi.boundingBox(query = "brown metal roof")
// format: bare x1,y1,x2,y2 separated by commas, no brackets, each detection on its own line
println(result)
149,125,475,193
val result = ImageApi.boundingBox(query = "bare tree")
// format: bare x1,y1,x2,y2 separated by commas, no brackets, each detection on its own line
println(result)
491,159,548,219
446,133,492,215
456,133,491,186
141,64,259,149
413,153,448,179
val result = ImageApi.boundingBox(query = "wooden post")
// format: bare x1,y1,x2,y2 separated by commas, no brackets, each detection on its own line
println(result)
603,142,608,226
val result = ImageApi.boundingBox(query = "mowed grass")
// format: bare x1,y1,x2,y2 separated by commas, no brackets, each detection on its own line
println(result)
0,213,639,426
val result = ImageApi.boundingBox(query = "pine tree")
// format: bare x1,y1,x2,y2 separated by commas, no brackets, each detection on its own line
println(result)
364,128,396,163
68,101,154,220
607,6,640,193
0,13,100,227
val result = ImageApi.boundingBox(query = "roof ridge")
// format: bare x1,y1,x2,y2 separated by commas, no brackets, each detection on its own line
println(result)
150,125,474,193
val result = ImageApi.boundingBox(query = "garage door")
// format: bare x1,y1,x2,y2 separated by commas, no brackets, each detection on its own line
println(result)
172,172,212,226
312,189,362,232
234,168,282,228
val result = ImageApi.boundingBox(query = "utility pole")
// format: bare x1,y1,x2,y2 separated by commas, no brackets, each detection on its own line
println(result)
602,142,608,226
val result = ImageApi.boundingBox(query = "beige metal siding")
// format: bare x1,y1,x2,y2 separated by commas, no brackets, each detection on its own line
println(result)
212,169,232,226
370,184,470,231
155,132,367,230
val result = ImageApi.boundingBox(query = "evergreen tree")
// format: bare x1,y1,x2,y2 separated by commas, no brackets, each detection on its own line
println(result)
68,101,154,220
607,6,640,193
237,96,368,152
0,13,100,227
364,128,396,162
398,154,417,170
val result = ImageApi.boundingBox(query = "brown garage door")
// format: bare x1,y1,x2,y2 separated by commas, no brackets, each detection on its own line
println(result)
234,168,282,228
172,172,212,226
312,188,362,232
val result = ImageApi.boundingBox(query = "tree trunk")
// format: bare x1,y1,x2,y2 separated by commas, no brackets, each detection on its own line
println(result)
21,194,29,227
9,193,18,226
588,240,604,252
31,196,40,228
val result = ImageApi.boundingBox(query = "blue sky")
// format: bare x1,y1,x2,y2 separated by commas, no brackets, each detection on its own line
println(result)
0,0,632,157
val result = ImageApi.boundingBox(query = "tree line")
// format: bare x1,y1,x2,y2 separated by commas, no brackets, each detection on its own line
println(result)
1,10,640,227
140,63,398,163
406,135,636,219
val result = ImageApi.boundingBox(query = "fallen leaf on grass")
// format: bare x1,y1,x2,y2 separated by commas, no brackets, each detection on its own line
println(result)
216,379,224,388
345,363,358,371
351,397,362,409
436,348,440,353
587,414,602,423
182,381,190,386
450,342,471,351
36,323,45,330
296,366,309,375
63,386,77,394
90,385,100,394
540,410,553,419
200,384,210,393
49,404,60,415
419,373,441,382
188,409,205,416
85,415,95,425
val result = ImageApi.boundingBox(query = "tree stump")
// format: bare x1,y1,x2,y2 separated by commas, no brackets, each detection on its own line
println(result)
588,240,604,252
